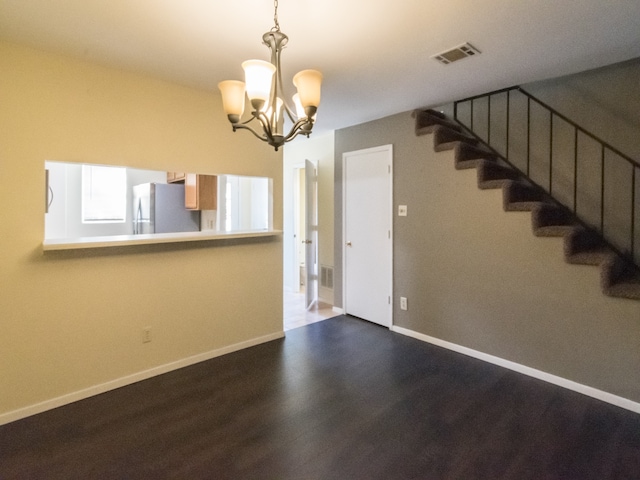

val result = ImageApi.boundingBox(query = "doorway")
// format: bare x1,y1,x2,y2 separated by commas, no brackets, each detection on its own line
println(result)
343,145,393,327
292,160,318,307
284,160,336,330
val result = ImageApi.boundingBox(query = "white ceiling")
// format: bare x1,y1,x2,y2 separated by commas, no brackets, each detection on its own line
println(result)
2,0,640,134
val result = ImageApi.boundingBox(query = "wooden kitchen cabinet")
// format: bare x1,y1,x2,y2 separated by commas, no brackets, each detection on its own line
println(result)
185,174,217,210
167,171,186,183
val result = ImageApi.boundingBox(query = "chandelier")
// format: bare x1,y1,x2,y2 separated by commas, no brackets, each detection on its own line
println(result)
218,0,322,151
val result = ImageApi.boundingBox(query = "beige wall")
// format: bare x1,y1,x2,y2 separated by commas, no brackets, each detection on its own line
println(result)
335,111,640,403
0,42,283,421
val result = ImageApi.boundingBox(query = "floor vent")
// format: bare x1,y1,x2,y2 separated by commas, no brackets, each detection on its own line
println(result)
432,43,481,65
320,265,334,289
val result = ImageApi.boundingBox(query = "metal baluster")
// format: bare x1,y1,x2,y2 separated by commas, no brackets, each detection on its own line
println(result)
632,166,636,259
549,112,553,194
470,99,474,131
526,97,531,176
600,145,606,234
573,128,578,214
487,95,491,145
506,90,510,160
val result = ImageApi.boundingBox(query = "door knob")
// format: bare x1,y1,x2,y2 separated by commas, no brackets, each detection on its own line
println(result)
302,240,312,244
346,241,352,247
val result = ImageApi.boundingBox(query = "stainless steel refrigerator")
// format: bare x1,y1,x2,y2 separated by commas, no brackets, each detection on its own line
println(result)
132,183,200,234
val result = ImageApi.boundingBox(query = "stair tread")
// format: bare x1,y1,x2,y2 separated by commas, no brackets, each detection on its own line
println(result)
532,204,577,235
505,201,546,212
503,181,546,211
478,161,520,189
566,249,613,265
605,279,640,300
534,225,577,237
434,126,478,147
414,110,463,133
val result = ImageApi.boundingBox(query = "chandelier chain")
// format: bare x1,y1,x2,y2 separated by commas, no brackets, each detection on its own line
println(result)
272,0,280,32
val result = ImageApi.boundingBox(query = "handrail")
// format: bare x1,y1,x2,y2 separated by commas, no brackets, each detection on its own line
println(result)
453,86,639,267
455,86,639,169
515,87,639,169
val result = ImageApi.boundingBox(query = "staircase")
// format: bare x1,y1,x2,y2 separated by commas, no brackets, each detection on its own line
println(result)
413,104,640,301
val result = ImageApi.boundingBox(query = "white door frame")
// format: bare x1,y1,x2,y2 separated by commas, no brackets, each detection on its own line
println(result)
342,144,393,327
304,159,318,309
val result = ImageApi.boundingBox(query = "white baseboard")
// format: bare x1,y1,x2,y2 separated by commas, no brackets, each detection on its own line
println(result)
0,331,285,426
332,307,344,314
390,325,640,415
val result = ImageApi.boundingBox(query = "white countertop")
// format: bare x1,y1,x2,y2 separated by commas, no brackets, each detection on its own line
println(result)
43,229,282,251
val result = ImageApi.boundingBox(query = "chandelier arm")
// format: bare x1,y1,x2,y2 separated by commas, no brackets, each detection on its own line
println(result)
254,110,277,141
232,123,271,143
284,128,308,144
235,114,276,145
282,117,313,142
237,115,259,126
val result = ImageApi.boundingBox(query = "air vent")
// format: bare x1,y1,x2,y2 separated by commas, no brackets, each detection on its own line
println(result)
320,265,334,289
432,43,481,65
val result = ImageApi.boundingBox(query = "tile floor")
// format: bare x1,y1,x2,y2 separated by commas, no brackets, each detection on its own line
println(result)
283,288,339,330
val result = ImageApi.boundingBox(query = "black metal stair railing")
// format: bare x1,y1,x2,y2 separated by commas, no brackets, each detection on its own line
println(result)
453,86,639,268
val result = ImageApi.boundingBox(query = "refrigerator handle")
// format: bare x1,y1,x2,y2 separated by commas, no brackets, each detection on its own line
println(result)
134,198,142,235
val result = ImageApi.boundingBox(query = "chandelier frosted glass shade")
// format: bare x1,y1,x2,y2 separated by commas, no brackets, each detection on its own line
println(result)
218,80,246,124
241,60,276,111
218,7,322,151
293,69,322,115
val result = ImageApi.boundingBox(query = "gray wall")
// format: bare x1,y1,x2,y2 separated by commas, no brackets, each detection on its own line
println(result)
335,111,640,402
524,57,640,162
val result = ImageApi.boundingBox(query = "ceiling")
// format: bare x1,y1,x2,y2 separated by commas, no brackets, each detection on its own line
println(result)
2,0,640,134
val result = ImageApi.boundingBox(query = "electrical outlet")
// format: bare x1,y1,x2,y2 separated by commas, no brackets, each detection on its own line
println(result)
400,297,408,311
142,327,152,343
398,205,408,217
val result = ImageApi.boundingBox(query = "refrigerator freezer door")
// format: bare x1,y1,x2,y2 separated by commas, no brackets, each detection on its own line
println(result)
153,183,200,233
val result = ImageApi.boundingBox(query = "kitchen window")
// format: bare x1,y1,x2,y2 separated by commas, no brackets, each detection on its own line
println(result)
81,164,127,223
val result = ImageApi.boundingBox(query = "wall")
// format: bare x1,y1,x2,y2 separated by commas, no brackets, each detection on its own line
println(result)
283,132,335,303
524,57,640,162
334,111,640,404
0,42,283,423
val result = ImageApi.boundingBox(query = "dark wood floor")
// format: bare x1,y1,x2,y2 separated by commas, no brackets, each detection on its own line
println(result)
1,316,639,479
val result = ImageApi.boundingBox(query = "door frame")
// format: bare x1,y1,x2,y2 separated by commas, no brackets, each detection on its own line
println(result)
342,144,393,327
304,159,318,309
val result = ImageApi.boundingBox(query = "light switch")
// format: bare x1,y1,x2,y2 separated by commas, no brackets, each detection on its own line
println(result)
398,205,408,217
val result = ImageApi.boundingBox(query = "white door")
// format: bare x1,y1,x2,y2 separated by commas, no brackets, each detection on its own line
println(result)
304,159,318,309
343,145,393,327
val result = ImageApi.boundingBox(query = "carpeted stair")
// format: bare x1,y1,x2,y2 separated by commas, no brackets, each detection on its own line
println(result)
413,108,640,301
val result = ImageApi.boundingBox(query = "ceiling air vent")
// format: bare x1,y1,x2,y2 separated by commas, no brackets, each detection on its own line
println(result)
432,43,481,65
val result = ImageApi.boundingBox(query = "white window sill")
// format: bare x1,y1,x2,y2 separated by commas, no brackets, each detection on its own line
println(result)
43,230,282,252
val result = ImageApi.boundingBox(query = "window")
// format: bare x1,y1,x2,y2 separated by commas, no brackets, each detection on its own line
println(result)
81,165,127,223
219,175,271,232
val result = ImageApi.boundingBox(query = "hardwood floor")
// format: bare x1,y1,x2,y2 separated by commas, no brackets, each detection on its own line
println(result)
1,316,639,479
